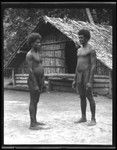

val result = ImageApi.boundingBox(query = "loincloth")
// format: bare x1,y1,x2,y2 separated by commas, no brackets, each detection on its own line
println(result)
28,72,44,91
76,69,90,86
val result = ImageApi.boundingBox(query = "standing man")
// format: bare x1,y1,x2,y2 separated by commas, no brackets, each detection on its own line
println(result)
72,29,96,126
26,33,45,130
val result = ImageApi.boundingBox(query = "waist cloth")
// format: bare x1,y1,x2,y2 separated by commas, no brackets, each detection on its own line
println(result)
27,71,44,91
76,69,92,86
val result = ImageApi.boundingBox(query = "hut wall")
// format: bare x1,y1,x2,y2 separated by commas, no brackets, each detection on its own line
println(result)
16,32,68,74
41,33,67,74
95,59,109,76
65,41,77,73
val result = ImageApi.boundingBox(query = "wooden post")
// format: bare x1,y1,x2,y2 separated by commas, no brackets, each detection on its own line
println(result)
48,79,52,91
86,8,95,24
109,71,112,96
12,68,15,86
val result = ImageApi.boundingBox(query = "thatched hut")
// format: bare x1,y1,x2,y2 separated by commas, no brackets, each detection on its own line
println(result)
4,16,112,96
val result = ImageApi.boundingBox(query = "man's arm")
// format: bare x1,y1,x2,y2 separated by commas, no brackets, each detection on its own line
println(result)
74,64,77,82
26,53,33,72
72,58,78,88
26,53,39,89
88,50,96,83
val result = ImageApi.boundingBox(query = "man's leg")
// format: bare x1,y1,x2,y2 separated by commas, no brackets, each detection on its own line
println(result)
75,83,87,123
28,74,45,130
34,89,46,126
86,88,96,126
33,91,40,124
29,90,40,127
29,90,45,130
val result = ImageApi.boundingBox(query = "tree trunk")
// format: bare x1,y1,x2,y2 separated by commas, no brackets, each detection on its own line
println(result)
86,8,95,24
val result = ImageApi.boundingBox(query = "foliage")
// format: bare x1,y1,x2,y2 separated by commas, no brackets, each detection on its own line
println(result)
90,8,112,25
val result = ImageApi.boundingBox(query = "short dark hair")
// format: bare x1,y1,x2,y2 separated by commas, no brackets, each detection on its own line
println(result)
27,32,42,47
78,29,91,41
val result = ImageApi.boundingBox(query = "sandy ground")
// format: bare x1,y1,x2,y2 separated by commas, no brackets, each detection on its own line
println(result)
4,87,112,145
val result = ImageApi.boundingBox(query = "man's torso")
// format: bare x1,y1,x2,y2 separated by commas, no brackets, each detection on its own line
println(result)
76,54,91,72
76,44,93,72
27,50,44,75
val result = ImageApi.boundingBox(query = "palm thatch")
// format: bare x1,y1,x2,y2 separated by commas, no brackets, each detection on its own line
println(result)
44,16,112,69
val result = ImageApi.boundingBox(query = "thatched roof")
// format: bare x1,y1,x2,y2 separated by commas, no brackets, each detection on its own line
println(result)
5,16,112,70
44,16,112,69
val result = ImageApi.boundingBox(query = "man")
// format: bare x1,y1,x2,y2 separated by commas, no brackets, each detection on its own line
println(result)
26,33,45,130
72,29,96,126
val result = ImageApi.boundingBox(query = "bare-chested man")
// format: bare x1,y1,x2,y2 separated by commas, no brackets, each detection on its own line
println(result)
26,33,45,130
72,29,96,126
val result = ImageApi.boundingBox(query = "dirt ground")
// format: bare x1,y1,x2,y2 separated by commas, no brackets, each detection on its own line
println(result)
3,86,112,145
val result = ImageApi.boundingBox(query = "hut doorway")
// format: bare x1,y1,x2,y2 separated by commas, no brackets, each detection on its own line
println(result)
65,41,77,73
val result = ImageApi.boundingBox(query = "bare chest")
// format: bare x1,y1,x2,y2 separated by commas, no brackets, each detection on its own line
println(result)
77,54,90,63
77,46,92,56
32,52,42,63
77,54,91,71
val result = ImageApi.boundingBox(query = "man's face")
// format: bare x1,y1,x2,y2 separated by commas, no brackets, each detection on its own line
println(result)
78,35,87,45
32,39,41,49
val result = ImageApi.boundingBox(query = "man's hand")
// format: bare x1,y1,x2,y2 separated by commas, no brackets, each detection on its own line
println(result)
34,86,40,92
41,84,47,92
86,82,92,90
72,81,76,89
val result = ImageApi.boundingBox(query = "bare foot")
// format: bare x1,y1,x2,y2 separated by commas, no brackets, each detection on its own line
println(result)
87,119,96,126
35,122,46,126
29,125,44,130
74,118,87,123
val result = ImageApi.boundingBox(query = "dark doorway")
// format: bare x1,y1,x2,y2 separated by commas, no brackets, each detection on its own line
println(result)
65,41,77,73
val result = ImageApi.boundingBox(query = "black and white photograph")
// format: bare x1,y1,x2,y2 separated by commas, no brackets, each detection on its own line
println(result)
2,1,116,149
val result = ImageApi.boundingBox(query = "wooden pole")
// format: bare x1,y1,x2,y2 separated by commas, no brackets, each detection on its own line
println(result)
86,8,95,24
12,68,15,86
109,70,112,96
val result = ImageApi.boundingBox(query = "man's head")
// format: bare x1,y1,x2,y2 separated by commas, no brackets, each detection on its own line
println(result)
78,29,91,46
27,33,42,49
